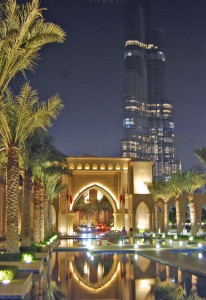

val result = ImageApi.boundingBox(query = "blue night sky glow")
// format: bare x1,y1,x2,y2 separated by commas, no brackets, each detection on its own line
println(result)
14,0,206,171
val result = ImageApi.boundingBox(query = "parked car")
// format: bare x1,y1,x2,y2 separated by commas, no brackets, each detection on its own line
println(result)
74,225,95,233
95,223,110,232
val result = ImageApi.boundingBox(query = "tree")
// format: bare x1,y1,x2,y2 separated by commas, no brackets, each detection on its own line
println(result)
169,173,185,235
0,0,65,94
145,181,162,232
45,175,67,237
30,133,67,243
182,171,206,236
21,130,67,246
157,181,174,234
0,84,63,252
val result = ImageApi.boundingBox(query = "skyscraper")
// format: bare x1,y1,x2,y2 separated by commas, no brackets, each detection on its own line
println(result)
121,0,179,179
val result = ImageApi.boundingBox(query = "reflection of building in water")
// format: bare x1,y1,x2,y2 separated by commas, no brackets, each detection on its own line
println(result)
50,251,203,300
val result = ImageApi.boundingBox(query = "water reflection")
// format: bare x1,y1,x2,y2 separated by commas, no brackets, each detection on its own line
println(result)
44,251,206,300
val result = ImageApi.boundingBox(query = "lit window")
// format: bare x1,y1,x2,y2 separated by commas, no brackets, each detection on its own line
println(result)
85,163,90,170
77,163,82,170
100,164,105,170
116,164,121,170
69,163,74,170
108,164,113,170
93,164,98,170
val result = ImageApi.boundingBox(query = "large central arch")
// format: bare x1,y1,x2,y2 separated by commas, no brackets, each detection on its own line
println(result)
71,183,118,213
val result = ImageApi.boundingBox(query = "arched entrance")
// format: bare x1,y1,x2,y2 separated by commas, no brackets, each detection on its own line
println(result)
58,156,133,235
72,184,118,229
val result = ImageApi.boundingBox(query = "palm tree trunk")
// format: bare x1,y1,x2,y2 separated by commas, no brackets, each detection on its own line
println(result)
39,183,45,243
6,146,20,253
154,201,159,232
48,199,53,235
44,195,49,239
33,180,40,243
188,193,198,236
21,170,33,246
164,201,169,234
175,197,182,235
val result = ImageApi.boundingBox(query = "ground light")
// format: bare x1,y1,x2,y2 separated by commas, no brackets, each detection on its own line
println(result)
198,253,203,259
2,279,10,284
22,253,33,263
198,243,202,248
0,269,15,283
156,244,160,249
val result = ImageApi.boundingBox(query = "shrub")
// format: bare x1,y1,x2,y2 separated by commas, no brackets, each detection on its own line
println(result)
20,246,38,253
0,253,22,261
0,252,35,261
0,265,19,281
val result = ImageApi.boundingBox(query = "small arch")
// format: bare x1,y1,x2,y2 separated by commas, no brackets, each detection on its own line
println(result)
100,163,105,170
85,163,90,170
93,163,98,170
108,164,113,170
69,163,74,170
123,164,128,170
115,164,121,170
135,202,150,231
77,163,82,170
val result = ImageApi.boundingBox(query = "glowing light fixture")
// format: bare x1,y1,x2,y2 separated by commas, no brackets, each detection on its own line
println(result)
2,279,10,284
22,254,33,264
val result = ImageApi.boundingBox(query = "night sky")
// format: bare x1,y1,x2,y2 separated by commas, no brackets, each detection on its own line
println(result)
14,0,206,171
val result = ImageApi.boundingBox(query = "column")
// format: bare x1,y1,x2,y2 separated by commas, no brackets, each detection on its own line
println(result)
113,213,123,231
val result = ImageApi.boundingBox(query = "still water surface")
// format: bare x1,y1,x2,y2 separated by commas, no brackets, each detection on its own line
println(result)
45,239,206,300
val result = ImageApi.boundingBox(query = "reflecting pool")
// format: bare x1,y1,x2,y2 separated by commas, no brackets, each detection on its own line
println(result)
47,249,206,300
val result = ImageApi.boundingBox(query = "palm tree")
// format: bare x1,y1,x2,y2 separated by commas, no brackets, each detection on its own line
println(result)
21,130,67,245
182,171,206,236
0,0,65,94
170,173,184,235
145,181,162,232
158,181,174,234
30,134,68,243
45,176,67,237
0,84,63,252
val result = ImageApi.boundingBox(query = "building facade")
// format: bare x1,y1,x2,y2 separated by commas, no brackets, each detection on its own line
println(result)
121,0,179,178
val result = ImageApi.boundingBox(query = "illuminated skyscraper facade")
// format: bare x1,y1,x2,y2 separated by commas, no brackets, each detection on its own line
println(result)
121,0,179,178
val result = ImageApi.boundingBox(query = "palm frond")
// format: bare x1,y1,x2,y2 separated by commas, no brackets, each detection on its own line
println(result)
194,147,206,166
0,0,66,92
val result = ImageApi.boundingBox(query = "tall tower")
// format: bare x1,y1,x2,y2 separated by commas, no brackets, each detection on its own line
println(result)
121,0,179,179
